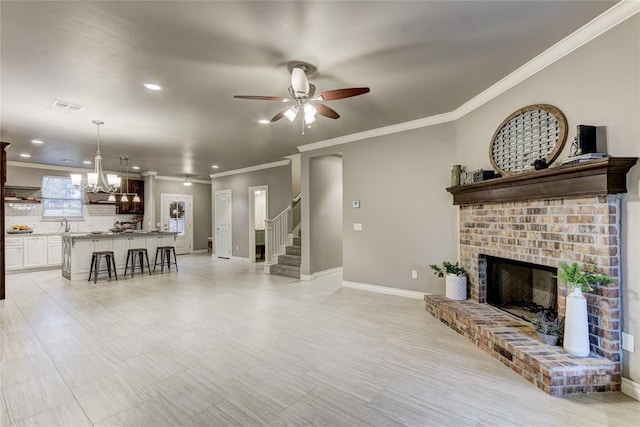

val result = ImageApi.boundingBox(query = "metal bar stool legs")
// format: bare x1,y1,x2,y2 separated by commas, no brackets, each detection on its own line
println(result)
154,246,178,273
88,251,118,283
124,248,152,278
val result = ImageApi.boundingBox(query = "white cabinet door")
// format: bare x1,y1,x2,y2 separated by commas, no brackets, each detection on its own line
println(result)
24,236,47,268
47,236,62,266
5,237,23,270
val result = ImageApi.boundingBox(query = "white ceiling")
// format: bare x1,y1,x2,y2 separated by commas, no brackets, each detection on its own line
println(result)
0,1,617,178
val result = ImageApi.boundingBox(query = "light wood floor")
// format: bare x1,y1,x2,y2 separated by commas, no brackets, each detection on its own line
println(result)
1,254,639,426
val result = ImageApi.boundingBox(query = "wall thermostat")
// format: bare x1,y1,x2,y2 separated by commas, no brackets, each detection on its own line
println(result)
352,200,360,208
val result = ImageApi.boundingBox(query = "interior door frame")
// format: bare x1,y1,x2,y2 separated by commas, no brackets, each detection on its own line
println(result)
214,189,232,258
248,185,268,263
160,193,193,254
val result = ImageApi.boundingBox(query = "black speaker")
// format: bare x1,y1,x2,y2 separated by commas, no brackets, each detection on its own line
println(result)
577,125,597,154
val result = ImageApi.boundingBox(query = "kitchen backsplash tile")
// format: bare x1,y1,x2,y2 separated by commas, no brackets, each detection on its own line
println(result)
4,203,137,233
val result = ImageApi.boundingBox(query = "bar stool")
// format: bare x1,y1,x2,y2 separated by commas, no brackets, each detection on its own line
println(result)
124,248,152,278
154,246,178,273
88,251,118,284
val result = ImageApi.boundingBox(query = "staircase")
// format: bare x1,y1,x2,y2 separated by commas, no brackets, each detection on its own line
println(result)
269,233,301,278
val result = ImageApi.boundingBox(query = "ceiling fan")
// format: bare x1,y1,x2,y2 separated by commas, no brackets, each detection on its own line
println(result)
234,64,370,133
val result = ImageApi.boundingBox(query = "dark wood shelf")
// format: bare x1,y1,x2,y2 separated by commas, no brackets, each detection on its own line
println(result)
446,157,638,206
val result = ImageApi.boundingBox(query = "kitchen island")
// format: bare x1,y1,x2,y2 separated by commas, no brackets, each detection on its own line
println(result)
62,231,176,281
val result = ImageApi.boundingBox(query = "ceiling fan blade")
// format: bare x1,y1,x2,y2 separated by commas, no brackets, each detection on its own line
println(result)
291,68,309,96
271,110,287,122
316,103,340,120
317,87,370,101
234,95,287,101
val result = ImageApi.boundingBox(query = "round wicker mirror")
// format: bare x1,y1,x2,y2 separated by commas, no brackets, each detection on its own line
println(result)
489,104,567,176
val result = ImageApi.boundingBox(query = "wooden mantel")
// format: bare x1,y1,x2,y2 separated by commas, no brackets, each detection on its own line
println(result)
447,157,638,206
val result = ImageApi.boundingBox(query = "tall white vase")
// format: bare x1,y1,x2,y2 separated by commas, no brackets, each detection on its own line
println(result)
445,274,467,300
563,287,590,357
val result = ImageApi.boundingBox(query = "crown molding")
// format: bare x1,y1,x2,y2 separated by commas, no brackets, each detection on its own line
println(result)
155,175,211,184
297,112,456,153
209,159,291,179
297,0,640,153
140,171,158,177
453,0,640,120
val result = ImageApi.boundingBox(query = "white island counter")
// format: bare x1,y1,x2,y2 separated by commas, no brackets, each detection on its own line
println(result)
62,231,176,281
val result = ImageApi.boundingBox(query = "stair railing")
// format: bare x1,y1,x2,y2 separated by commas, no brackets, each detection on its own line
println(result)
265,205,291,264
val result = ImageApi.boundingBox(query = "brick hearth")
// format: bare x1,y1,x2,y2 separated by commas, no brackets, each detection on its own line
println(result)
424,295,618,396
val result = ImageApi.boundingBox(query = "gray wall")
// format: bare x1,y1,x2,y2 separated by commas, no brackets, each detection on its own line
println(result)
454,16,640,383
309,155,343,273
342,123,458,292
212,164,292,258
154,179,212,251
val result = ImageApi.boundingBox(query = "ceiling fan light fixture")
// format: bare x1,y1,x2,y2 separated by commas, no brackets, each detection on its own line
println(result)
291,68,309,95
183,176,193,187
132,194,141,203
284,106,298,122
108,194,116,202
121,194,129,203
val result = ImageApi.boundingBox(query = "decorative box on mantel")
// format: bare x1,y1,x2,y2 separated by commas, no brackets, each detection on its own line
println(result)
427,156,637,396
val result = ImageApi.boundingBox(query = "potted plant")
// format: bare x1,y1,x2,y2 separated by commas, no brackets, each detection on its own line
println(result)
557,262,613,357
430,261,467,300
531,311,563,346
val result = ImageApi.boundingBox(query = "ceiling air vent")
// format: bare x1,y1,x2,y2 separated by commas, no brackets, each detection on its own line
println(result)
51,99,85,112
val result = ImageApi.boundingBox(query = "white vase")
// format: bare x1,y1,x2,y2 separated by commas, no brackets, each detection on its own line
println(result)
563,287,590,357
445,274,467,300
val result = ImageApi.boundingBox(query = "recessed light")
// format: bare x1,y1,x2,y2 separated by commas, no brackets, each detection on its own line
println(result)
143,83,162,91
31,139,44,144
132,166,140,170
211,165,219,169
83,160,92,165
20,153,31,158
257,119,270,124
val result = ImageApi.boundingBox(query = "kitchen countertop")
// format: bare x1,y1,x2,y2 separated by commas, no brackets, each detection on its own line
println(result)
60,231,176,240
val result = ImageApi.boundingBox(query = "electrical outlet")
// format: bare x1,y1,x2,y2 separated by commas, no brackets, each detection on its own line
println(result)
411,270,418,279
622,332,635,353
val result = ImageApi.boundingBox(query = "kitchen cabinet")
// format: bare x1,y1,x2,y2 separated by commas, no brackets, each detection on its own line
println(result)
3,235,63,270
47,235,62,266
116,179,144,214
5,237,23,270
24,236,47,268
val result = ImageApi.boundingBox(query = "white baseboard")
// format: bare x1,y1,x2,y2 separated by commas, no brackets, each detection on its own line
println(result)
342,280,427,300
192,249,207,254
622,377,640,401
231,256,250,262
301,267,343,281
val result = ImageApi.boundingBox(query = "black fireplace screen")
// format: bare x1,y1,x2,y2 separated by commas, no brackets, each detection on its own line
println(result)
486,256,557,322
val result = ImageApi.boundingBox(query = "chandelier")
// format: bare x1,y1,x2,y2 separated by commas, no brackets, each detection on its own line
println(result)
71,120,121,195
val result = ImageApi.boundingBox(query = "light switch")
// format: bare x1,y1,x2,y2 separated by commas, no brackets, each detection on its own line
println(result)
353,223,363,231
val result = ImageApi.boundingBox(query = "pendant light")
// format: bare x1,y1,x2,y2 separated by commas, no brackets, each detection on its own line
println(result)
71,120,121,193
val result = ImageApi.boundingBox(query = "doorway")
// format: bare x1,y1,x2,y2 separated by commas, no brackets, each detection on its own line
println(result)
160,193,193,255
249,185,268,263
215,189,232,258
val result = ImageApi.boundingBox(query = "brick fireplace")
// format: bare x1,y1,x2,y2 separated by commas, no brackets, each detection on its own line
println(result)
425,157,637,395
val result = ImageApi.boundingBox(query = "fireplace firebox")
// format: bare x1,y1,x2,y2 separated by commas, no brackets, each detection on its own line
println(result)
486,255,557,322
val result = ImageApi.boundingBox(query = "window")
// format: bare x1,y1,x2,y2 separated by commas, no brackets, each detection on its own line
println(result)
42,175,83,218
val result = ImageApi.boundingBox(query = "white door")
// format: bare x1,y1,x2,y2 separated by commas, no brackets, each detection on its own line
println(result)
161,193,193,255
215,190,232,258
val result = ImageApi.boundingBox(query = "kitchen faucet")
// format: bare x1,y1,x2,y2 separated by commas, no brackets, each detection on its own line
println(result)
61,218,71,233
